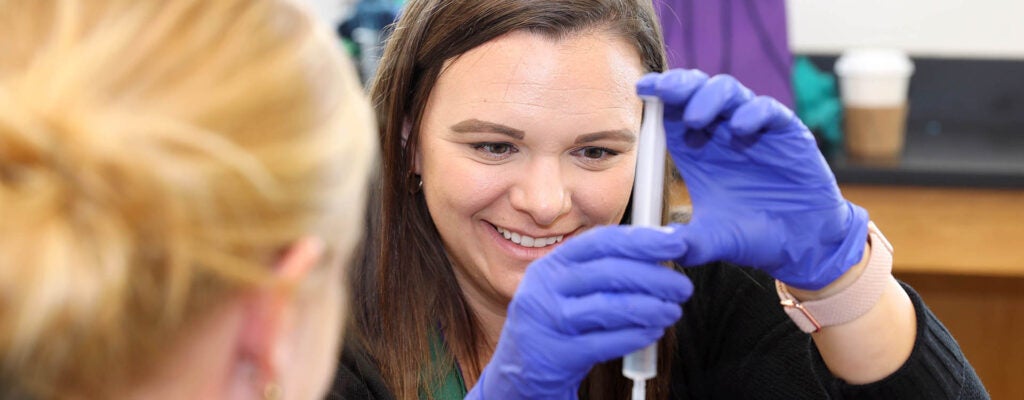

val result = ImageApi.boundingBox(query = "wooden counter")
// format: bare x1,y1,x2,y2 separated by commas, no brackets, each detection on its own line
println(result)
842,184,1024,277
843,184,1024,400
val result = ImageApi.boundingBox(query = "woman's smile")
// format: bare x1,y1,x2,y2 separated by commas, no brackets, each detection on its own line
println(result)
492,223,568,248
480,220,577,262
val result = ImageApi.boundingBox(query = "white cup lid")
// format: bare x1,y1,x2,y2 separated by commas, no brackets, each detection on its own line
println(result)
835,48,915,77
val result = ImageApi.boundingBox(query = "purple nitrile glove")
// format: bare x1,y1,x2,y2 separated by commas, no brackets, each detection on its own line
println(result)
466,225,693,400
636,69,870,290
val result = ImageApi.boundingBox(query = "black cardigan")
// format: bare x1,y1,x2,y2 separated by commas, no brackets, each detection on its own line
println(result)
327,263,989,399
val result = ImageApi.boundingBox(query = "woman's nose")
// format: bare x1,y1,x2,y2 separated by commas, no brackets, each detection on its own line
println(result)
508,159,572,226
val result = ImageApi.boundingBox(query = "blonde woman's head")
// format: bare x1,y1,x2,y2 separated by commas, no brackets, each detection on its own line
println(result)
0,0,376,398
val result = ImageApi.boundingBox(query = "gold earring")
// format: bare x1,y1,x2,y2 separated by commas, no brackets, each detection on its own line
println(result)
263,381,282,400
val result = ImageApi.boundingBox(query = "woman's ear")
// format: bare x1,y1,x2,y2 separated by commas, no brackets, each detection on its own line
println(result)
234,237,324,396
402,121,423,175
401,120,412,148
413,150,422,176
273,236,325,283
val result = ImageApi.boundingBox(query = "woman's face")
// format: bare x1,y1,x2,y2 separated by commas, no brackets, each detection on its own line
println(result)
415,30,646,309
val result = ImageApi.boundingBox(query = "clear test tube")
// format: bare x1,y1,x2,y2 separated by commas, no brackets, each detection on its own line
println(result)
623,95,666,400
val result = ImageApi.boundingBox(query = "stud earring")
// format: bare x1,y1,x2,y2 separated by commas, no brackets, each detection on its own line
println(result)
410,174,423,194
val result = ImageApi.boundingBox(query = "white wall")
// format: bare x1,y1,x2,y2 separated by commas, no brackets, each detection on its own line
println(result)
787,0,1024,59
294,0,358,26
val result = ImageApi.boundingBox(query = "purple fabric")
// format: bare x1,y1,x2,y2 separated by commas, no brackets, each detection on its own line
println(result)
655,0,794,108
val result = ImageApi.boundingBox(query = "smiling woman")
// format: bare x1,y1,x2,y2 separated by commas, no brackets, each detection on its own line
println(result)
341,1,674,399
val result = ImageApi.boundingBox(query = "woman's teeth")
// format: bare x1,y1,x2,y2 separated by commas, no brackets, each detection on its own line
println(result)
495,226,564,248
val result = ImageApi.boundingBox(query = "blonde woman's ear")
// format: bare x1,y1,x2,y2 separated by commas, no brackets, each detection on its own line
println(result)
233,236,325,398
274,236,325,283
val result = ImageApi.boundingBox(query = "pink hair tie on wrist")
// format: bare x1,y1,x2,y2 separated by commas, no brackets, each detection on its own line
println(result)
776,221,894,334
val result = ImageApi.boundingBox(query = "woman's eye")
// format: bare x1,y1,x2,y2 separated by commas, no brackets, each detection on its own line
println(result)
574,146,619,160
471,142,518,160
582,147,609,159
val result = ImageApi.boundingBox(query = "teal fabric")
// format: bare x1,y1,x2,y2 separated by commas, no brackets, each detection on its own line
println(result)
421,333,467,400
792,56,843,156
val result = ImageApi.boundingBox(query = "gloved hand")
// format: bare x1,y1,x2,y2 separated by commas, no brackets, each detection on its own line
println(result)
636,69,870,290
466,226,693,400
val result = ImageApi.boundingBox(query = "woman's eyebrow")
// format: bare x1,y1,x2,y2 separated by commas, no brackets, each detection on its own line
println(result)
574,129,636,145
449,119,635,144
450,119,525,140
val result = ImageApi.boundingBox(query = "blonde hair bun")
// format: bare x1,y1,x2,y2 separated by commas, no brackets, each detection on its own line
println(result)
0,0,376,397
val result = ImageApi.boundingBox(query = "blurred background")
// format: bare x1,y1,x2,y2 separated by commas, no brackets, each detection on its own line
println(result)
788,2,1024,399
304,0,1023,397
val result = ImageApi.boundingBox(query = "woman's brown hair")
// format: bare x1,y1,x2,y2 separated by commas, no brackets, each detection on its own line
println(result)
352,1,674,399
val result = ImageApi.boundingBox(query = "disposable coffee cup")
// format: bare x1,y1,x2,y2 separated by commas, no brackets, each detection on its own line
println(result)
835,49,915,160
